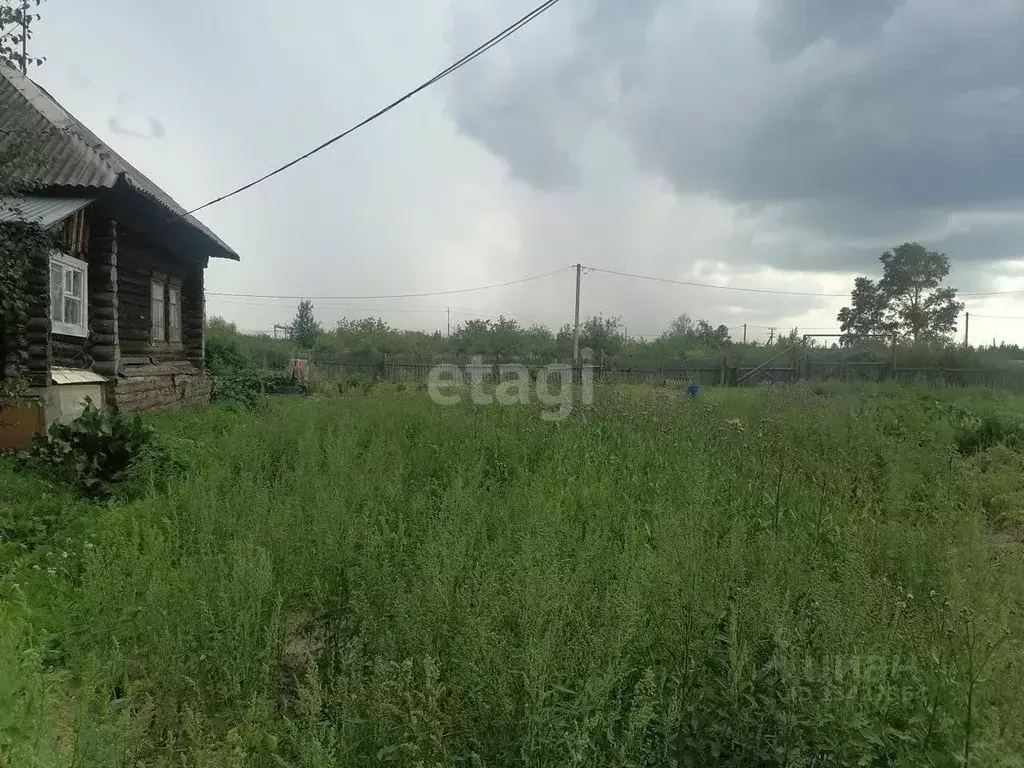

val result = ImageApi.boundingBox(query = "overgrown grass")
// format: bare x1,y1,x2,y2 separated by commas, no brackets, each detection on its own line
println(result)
3,385,1024,766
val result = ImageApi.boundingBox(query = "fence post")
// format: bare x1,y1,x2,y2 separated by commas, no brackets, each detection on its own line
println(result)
890,335,897,381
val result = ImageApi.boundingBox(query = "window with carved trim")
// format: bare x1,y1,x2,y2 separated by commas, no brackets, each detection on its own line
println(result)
49,251,88,338
151,278,166,343
168,284,182,344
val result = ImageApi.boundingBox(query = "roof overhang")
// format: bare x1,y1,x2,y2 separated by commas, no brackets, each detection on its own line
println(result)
0,195,95,227
101,183,240,263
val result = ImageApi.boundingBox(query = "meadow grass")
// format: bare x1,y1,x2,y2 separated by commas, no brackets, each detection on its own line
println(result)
2,384,1024,766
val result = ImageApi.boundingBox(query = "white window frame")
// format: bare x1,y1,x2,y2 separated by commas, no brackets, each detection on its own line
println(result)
151,277,166,343
168,283,182,345
49,251,88,338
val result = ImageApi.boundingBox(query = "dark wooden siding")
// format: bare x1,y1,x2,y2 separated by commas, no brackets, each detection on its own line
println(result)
116,226,205,370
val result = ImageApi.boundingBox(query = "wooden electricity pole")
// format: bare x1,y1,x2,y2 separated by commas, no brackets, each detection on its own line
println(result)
964,311,970,348
572,263,582,366
743,323,747,344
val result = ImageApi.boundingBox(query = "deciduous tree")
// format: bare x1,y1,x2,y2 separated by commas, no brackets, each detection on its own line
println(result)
291,300,322,349
837,243,963,343
1,0,45,73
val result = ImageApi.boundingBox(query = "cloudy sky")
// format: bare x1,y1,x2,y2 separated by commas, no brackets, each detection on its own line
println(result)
28,0,1024,344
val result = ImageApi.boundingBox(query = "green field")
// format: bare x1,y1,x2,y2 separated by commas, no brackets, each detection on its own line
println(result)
3,384,1024,766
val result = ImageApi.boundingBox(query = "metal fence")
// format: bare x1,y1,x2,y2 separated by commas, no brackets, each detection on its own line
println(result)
305,354,1024,391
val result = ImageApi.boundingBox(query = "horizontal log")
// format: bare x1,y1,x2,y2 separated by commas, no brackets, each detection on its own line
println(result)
115,387,176,402
91,319,117,334
91,344,117,358
117,293,151,307
115,386,181,402
119,329,153,343
51,339,88,356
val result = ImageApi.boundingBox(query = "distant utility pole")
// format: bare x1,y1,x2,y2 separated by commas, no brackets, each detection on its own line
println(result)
447,307,451,338
743,323,747,344
768,327,775,346
572,263,582,365
964,311,970,348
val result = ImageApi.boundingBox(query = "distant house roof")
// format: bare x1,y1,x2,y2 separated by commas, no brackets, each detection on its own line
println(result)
0,65,239,261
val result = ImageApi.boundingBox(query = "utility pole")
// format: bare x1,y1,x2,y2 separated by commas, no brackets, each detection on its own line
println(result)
572,263,582,366
20,12,27,75
447,307,451,338
743,324,747,344
964,311,969,349
768,327,775,346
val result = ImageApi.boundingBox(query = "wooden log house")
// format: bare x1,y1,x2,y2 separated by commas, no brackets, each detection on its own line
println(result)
0,65,239,423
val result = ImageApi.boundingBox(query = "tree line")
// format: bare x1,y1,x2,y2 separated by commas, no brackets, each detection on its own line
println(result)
206,241,1024,370
214,305,739,363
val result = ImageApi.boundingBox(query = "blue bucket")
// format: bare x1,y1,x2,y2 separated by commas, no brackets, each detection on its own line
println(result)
687,383,702,398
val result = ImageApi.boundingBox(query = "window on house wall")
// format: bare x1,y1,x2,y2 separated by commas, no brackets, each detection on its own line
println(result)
168,284,182,344
151,278,166,343
49,251,88,337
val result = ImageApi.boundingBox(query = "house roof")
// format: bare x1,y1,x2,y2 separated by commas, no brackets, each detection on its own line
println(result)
0,195,94,227
0,65,239,261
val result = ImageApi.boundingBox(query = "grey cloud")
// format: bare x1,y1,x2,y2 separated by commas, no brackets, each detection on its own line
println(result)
757,0,904,58
108,116,166,139
448,0,1024,270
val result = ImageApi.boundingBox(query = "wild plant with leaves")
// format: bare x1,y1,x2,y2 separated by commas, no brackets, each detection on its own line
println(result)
0,0,45,73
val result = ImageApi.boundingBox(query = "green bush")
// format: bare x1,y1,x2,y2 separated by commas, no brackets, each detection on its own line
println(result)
955,412,1024,455
211,370,267,412
23,398,165,497
336,371,375,394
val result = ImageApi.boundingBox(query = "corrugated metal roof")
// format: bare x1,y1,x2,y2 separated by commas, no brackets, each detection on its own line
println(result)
51,368,109,385
0,65,239,261
0,195,94,226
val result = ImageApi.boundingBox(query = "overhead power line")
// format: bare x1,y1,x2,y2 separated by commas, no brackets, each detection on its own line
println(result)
185,0,566,215
583,265,849,297
204,266,572,300
583,264,1024,299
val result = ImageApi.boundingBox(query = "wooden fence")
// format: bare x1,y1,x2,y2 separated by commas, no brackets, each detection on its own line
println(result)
305,355,1024,392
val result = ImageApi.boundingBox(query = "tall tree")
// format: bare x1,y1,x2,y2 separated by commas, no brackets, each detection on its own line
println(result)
837,277,890,341
837,243,963,343
291,300,322,349
1,0,45,73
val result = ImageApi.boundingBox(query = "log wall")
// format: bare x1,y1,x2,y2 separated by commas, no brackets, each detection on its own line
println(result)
88,216,119,377
11,209,212,412
23,235,51,389
116,226,205,370
108,371,212,414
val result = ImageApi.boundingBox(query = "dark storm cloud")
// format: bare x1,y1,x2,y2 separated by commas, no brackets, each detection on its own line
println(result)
448,0,1024,269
